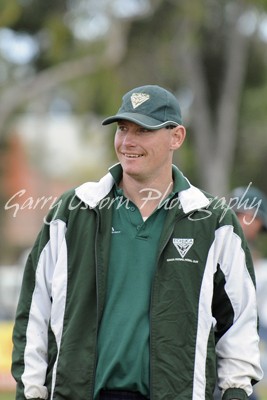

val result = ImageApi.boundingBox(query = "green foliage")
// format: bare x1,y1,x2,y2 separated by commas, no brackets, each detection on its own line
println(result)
1,0,267,193
246,41,267,87
43,15,74,64
120,3,186,89
1,0,71,69
232,74,267,198
8,0,66,33
253,0,267,9
0,0,21,27
0,392,15,400
64,66,123,117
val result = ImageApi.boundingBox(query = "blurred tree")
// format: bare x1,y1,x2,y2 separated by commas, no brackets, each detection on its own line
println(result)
0,1,129,138
1,0,267,261
119,0,267,195
177,0,267,195
0,0,267,192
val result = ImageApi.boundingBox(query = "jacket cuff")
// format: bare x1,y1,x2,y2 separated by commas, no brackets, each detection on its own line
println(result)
222,388,248,400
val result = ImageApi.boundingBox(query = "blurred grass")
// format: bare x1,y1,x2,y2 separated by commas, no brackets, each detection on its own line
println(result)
0,393,15,400
260,394,267,399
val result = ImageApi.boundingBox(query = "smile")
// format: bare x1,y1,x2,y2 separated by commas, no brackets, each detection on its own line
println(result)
122,153,143,158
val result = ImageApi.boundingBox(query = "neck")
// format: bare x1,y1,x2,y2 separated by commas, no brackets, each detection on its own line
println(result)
120,173,174,218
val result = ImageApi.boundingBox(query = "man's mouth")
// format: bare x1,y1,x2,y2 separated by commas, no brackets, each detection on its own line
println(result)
122,153,143,158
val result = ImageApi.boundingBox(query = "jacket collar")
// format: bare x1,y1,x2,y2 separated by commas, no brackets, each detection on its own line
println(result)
75,163,211,213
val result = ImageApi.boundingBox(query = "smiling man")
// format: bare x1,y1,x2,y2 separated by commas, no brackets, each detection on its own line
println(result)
12,85,262,400
112,120,185,218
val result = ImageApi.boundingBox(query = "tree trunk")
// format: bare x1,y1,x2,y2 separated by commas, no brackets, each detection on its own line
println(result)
178,2,251,196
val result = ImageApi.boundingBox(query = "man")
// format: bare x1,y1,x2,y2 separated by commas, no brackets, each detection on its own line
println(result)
229,185,267,245
12,85,262,400
229,186,267,400
213,186,267,400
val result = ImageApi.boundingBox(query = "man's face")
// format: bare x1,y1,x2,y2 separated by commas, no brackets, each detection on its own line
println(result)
114,120,184,182
237,212,263,242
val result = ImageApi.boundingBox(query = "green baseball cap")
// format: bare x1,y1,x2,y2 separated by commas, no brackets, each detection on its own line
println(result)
102,85,182,129
230,186,267,231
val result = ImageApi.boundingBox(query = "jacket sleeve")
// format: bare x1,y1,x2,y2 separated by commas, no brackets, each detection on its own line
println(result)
212,211,263,400
11,208,68,400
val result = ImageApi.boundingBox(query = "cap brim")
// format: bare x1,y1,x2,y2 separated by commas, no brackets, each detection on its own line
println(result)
102,112,179,130
260,213,267,232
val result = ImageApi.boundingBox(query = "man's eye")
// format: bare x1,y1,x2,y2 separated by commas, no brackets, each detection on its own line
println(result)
139,128,151,133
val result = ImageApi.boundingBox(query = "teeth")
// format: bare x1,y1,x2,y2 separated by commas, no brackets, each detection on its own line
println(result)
123,154,142,158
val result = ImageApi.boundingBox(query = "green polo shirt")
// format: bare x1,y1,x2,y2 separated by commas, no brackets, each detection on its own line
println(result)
94,165,188,398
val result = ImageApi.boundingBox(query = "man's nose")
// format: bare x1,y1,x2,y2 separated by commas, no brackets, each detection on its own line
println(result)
122,130,137,145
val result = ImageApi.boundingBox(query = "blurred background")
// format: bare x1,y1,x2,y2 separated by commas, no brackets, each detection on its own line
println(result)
0,0,267,398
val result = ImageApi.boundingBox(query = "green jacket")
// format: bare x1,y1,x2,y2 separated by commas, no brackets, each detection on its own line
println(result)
12,164,262,400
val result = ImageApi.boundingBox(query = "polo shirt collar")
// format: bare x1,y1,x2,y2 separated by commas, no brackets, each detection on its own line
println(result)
109,163,190,195
75,163,210,213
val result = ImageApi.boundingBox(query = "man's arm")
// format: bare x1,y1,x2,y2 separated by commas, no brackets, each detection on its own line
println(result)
12,216,67,400
212,214,263,399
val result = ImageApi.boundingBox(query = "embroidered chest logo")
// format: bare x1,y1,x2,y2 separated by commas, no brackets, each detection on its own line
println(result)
173,238,194,258
131,93,150,109
112,226,121,234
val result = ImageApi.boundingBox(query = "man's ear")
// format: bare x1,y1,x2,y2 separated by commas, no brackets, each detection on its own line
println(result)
170,125,186,150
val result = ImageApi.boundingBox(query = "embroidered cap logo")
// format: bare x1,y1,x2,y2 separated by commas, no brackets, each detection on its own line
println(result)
131,93,150,109
173,238,194,258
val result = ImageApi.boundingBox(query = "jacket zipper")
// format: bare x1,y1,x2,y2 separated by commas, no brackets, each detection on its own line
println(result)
90,208,100,400
149,212,188,400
